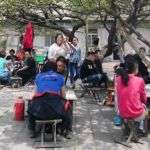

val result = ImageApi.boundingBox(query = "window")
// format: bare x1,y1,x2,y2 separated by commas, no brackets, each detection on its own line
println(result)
45,35,56,47
87,33,98,48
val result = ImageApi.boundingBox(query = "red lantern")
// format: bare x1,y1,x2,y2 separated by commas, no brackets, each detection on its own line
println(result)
14,97,25,121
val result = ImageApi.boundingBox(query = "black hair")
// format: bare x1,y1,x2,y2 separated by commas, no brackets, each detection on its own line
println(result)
124,54,133,61
41,61,56,73
95,49,100,54
87,50,96,56
139,47,146,51
133,54,141,63
56,56,67,65
0,51,6,58
55,33,63,43
0,53,5,58
118,56,138,86
72,36,78,41
9,49,15,53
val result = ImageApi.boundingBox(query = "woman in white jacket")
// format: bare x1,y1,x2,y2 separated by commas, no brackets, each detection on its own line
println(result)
48,34,70,61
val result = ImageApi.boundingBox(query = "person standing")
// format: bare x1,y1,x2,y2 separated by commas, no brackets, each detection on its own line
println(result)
68,37,81,88
48,34,70,61
48,33,71,84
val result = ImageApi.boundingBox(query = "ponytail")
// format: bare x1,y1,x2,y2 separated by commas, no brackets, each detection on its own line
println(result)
116,55,138,86
117,67,129,86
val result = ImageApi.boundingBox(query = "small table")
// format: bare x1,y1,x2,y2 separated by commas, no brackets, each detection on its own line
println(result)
65,89,78,101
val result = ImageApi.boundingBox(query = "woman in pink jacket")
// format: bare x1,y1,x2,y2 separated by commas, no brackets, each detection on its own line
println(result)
116,56,147,121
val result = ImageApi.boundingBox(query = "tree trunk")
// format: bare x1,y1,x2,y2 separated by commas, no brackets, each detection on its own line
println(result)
119,17,150,48
104,18,118,57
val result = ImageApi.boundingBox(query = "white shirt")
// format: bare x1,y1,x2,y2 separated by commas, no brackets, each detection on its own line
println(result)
48,43,66,60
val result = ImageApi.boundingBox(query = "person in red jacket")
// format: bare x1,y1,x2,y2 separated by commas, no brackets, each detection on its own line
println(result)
116,56,147,121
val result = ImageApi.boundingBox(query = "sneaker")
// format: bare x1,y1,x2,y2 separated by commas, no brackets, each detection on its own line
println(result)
70,84,75,89
29,130,37,138
137,129,148,137
64,131,72,139
61,130,72,139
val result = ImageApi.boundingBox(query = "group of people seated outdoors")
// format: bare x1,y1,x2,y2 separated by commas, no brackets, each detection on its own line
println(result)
0,34,108,89
0,48,36,86
0,33,149,142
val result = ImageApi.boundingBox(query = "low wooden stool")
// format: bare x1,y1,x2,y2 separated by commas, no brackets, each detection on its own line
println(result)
35,119,62,148
10,77,22,88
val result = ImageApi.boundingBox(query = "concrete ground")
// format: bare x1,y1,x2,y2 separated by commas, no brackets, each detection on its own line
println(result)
0,61,150,150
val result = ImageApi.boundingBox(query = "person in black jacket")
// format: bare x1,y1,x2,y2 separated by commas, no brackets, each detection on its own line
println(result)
80,51,96,79
80,51,105,87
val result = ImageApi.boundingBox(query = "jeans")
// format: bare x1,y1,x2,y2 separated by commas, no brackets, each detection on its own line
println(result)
0,72,11,84
84,73,108,87
17,69,35,85
86,74,102,83
69,62,79,84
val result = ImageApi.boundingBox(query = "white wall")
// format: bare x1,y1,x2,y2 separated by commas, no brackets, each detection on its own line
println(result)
98,28,109,49
6,36,19,53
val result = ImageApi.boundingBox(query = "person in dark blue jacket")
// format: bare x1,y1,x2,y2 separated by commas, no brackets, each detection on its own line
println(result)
28,57,71,138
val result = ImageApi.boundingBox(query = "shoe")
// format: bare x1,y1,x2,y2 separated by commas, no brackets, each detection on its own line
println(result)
64,131,72,139
61,130,72,139
70,83,75,89
137,129,147,137
29,130,37,138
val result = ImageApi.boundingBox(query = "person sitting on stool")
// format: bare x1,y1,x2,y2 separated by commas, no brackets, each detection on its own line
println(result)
80,51,105,87
116,56,148,136
28,57,72,139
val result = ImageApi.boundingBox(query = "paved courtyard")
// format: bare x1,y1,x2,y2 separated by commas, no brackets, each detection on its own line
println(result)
0,61,150,150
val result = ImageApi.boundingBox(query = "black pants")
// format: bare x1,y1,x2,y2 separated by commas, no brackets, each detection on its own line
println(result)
27,94,71,132
17,69,35,85
28,112,71,132
84,73,108,88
